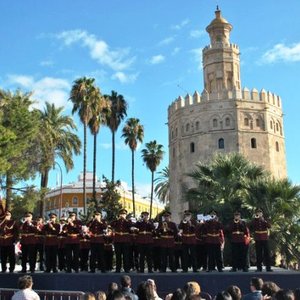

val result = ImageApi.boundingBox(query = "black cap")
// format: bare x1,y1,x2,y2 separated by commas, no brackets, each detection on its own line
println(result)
209,209,217,216
119,209,127,215
234,211,241,216
255,208,263,213
69,211,77,216
24,212,33,217
184,210,192,215
94,211,101,216
49,213,57,218
163,211,171,217
141,211,149,216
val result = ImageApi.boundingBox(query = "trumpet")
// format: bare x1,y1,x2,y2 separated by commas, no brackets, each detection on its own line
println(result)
162,221,168,232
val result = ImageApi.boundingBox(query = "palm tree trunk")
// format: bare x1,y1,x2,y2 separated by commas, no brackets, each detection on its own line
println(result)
112,131,115,184
131,149,135,217
40,169,49,216
92,132,97,201
5,172,13,211
150,171,154,219
83,123,87,215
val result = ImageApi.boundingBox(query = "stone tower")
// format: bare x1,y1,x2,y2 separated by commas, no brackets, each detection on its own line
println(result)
168,8,287,223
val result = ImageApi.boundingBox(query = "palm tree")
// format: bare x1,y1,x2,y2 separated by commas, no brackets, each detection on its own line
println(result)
154,166,170,204
39,102,81,215
70,77,96,214
141,140,164,218
121,118,144,217
105,91,128,184
88,89,110,201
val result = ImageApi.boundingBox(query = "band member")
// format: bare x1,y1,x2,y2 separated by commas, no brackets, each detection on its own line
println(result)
249,208,272,272
227,211,249,272
43,213,60,273
178,210,197,272
205,210,224,272
35,216,45,271
152,221,161,272
63,212,82,273
87,211,107,273
57,216,67,271
195,218,207,271
135,211,154,273
79,225,90,271
0,210,18,272
110,209,132,273
104,225,114,271
19,212,37,273
157,211,178,272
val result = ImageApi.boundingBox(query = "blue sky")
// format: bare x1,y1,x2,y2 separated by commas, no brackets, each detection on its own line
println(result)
1,0,300,197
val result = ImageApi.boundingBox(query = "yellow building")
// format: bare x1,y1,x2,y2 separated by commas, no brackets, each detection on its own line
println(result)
44,172,164,219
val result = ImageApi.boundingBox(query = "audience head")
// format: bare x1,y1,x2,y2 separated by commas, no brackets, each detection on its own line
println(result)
261,281,280,297
95,290,107,300
250,277,264,292
121,275,132,288
18,275,33,290
136,281,147,300
294,289,300,300
111,291,126,300
183,282,201,298
83,293,96,300
108,282,119,293
226,286,241,300
170,288,186,300
273,290,295,300
214,291,232,300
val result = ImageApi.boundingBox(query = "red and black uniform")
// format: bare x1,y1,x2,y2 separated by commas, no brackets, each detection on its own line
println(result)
205,218,224,272
57,223,67,271
104,229,114,271
88,219,107,272
135,220,154,273
152,228,161,271
0,219,18,272
63,220,82,272
79,232,90,271
157,221,178,272
20,221,38,273
35,222,45,271
178,219,198,272
43,221,60,272
249,217,271,271
174,234,183,271
110,218,132,272
195,222,207,271
227,220,249,271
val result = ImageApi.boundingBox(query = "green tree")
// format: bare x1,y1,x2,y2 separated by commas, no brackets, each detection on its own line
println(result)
122,118,144,217
105,91,128,184
70,77,96,214
154,166,170,204
141,140,164,218
88,90,110,201
38,102,81,215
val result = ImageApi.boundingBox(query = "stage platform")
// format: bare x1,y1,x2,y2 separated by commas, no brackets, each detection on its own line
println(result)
1,268,299,296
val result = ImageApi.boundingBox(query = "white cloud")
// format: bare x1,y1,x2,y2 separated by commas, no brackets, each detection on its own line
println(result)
171,47,180,56
7,74,70,110
56,29,136,71
158,36,175,46
261,42,300,63
149,55,165,65
190,29,205,39
111,72,139,84
40,60,54,67
171,19,190,30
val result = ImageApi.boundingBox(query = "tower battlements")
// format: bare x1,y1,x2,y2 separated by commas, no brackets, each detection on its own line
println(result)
203,43,239,53
168,88,282,116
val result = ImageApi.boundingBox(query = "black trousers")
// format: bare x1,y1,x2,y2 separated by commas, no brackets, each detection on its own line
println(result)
80,248,89,271
90,243,105,271
65,243,80,272
58,247,66,271
231,242,247,270
152,246,161,271
196,244,207,270
21,243,37,272
104,249,113,271
36,243,44,270
114,242,130,272
45,245,58,272
255,240,271,270
161,247,175,272
0,245,15,272
182,244,197,271
138,244,153,272
207,243,223,271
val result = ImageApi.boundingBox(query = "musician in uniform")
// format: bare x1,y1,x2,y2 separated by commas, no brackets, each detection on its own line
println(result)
249,208,272,272
104,225,114,271
79,225,90,271
195,218,207,271
57,216,67,271
63,211,82,273
135,211,154,273
87,211,107,273
152,220,161,272
157,211,178,272
35,216,45,271
110,209,132,273
178,210,197,272
0,210,18,272
205,210,224,272
43,213,60,273
19,212,37,273
227,211,249,272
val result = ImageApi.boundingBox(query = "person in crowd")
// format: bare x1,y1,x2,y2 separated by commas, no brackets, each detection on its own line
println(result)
95,290,107,300
294,289,300,300
120,275,139,300
79,225,90,271
35,216,45,271
242,277,264,300
178,210,198,273
248,208,272,272
12,275,40,300
145,278,162,300
19,212,38,273
107,282,119,300
152,220,161,272
261,281,280,298
170,289,187,300
57,216,67,271
83,293,96,300
110,209,132,273
136,281,147,300
205,210,224,272
110,291,126,300
195,218,207,272
0,210,18,273
226,286,241,300
214,292,232,300
273,290,295,300
104,225,114,271
183,282,201,299
88,211,107,273
43,213,60,273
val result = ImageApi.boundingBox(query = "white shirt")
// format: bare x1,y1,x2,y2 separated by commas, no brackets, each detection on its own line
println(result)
11,288,40,300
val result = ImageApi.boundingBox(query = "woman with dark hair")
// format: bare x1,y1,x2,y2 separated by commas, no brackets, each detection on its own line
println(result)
214,292,232,300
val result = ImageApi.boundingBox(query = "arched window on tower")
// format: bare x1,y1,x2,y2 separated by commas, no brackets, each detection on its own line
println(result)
225,117,230,126
251,138,257,149
276,123,279,132
190,142,195,153
171,130,174,139
195,121,199,130
186,123,190,132
276,141,279,152
218,138,224,149
256,119,260,127
244,118,249,126
213,118,218,128
175,127,178,137
270,120,273,130
173,147,176,158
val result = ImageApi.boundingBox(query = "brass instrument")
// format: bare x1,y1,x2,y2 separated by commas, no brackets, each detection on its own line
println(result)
162,221,168,232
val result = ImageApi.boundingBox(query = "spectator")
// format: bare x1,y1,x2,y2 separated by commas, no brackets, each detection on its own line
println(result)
183,282,201,299
83,293,96,300
111,291,126,300
107,282,119,300
170,289,187,300
273,290,295,300
226,286,241,300
214,292,232,300
261,281,280,298
242,277,263,300
12,275,40,300
145,279,162,300
294,289,300,300
95,291,107,300
136,281,147,300
120,275,139,300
